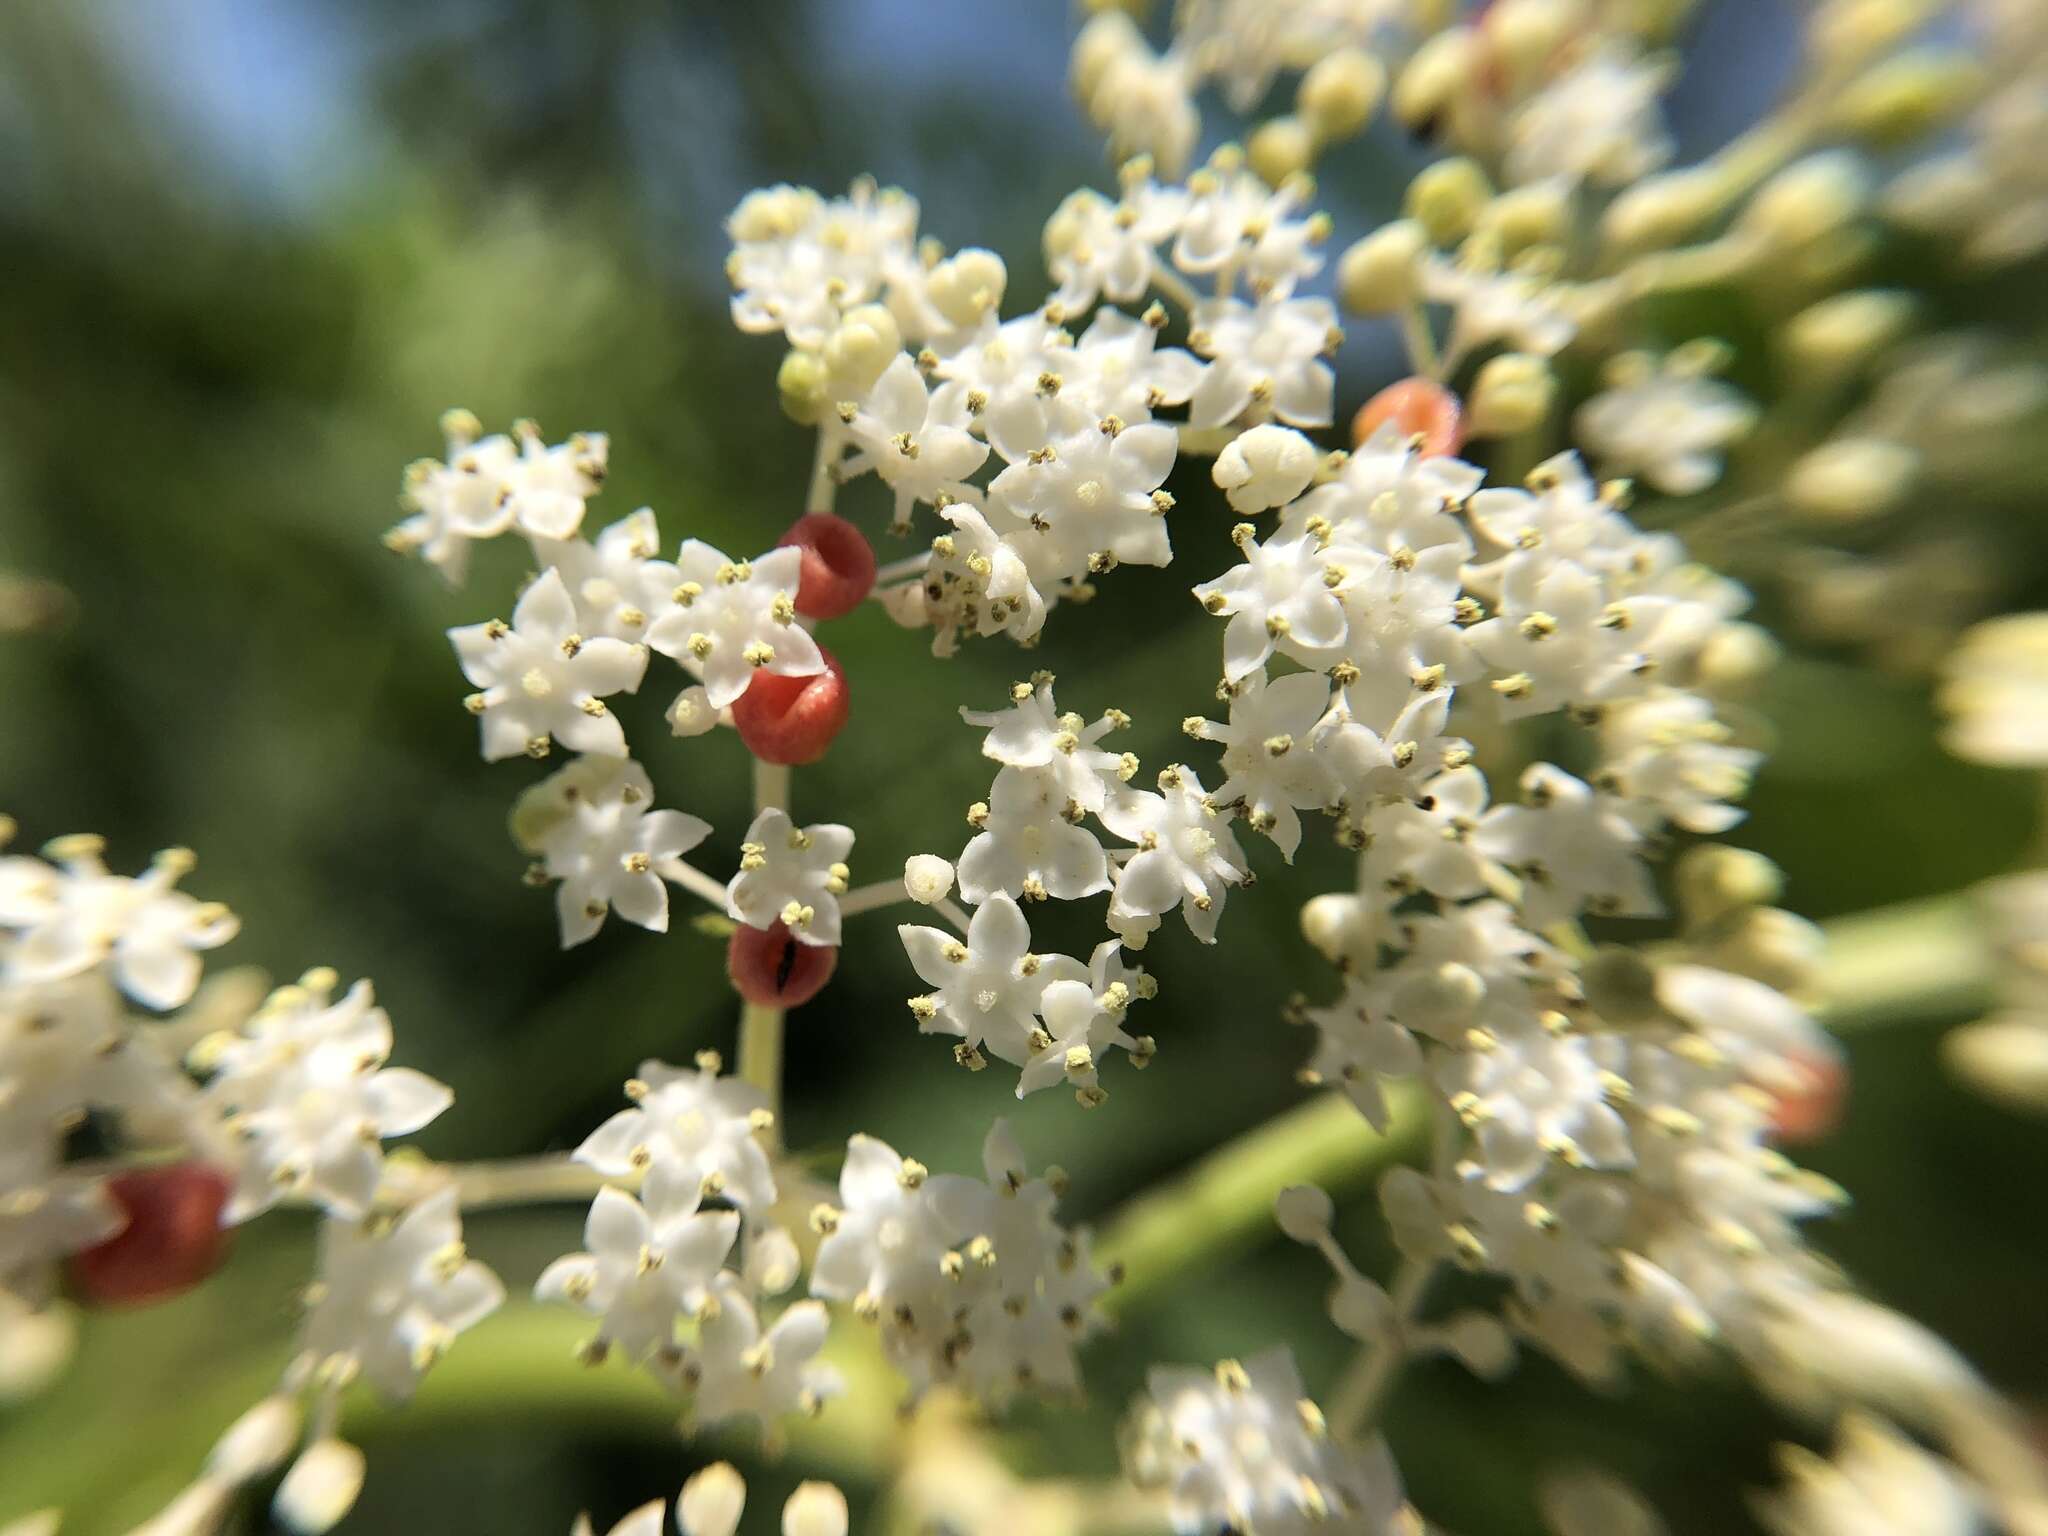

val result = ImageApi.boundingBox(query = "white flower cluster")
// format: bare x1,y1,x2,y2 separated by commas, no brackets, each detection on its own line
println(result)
729,160,1357,658
808,1121,1112,1407
1122,1347,1414,1536
538,1053,840,1439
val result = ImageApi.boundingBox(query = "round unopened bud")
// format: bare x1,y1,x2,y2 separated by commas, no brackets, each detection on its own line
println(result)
1740,152,1871,252
1479,181,1571,257
923,248,1007,331
1483,0,1580,88
1809,0,1939,73
1249,115,1317,186
207,1395,303,1484
1213,424,1320,512
822,303,901,400
777,350,831,426
1274,1184,1334,1242
1784,438,1917,523
1944,1016,2048,1116
1602,166,1721,253
1710,907,1826,994
1465,352,1555,438
1696,621,1781,694
1070,10,1143,104
679,1462,748,1536
729,185,816,244
1674,845,1783,931
1393,28,1478,132
782,1482,849,1536
667,684,720,738
1832,48,1984,148
1299,49,1385,141
1582,946,1662,1026
274,1439,366,1536
1439,1309,1515,1378
1337,219,1428,314
904,855,956,906
1301,893,1368,964
1781,290,1914,381
1405,157,1493,246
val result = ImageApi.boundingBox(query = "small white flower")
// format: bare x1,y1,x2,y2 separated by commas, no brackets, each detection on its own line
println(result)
0,1142,120,1291
842,354,989,527
296,1190,503,1401
1358,767,1508,902
1211,424,1321,514
1062,307,1203,426
1194,526,1348,683
1753,1413,1981,1536
810,1133,975,1316
645,542,821,712
1506,46,1672,190
199,974,452,1222
574,1056,777,1223
1187,669,1338,860
1101,766,1249,946
903,855,956,906
692,1278,841,1434
1438,1032,1634,1191
922,503,1051,654
726,809,854,948
1423,255,1574,365
1174,167,1327,299
1043,183,1186,313
531,758,711,947
1599,692,1759,836
1187,296,1339,429
960,676,1132,816
727,180,919,349
958,767,1112,904
498,421,611,541
535,1177,738,1364
1314,682,1465,808
386,412,518,585
532,508,682,641
0,838,237,1011
1475,764,1661,925
1016,974,1143,1100
985,412,1178,573
1576,350,1756,496
898,894,1087,1064
449,568,648,760
1300,979,1424,1133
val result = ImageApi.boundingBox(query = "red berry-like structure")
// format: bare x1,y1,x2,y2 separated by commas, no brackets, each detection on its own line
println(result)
1352,378,1466,459
728,919,838,1007
69,1161,234,1308
732,645,850,765
1767,1047,1849,1146
778,512,877,620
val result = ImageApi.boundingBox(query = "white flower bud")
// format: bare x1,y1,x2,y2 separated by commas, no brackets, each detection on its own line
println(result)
1405,157,1492,246
922,248,1007,330
274,1439,366,1536
1478,181,1571,256
1831,48,1982,148
904,854,956,905
1249,115,1316,187
1300,892,1367,964
1337,220,1428,314
1274,1183,1333,1242
1673,845,1783,930
1328,1273,1393,1339
1696,621,1781,694
1070,10,1143,105
1784,438,1916,522
1707,907,1826,994
1465,352,1555,438
679,1462,748,1536
667,685,720,738
1213,424,1320,513
1298,49,1385,141
777,349,831,425
1483,0,1580,88
1438,1310,1514,1379
1393,28,1478,132
206,1395,303,1484
781,1482,849,1536
1602,166,1720,253
729,185,815,244
877,577,928,629
1944,1017,2048,1115
822,303,901,400
1739,152,1871,253
1781,290,1914,381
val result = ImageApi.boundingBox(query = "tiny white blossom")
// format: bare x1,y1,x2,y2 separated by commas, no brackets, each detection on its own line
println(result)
693,1276,842,1434
960,676,1132,816
450,568,648,760
1423,255,1575,365
1439,1032,1634,1191
985,412,1178,573
1753,1413,1981,1536
726,808,854,948
1576,350,1756,496
898,894,1087,1065
574,1056,777,1223
1506,46,1673,190
532,508,682,641
646,542,821,712
958,767,1112,904
498,421,611,541
1101,766,1249,947
727,180,919,349
1187,296,1339,429
387,412,517,585
1174,167,1328,298
1187,669,1337,860
198,973,452,1222
1475,764,1661,925
296,1190,504,1401
531,758,711,947
842,354,989,527
1043,183,1186,313
1194,525,1348,683
534,1176,738,1364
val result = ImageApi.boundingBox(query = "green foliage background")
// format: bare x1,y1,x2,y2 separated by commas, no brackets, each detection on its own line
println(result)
0,3,2043,1532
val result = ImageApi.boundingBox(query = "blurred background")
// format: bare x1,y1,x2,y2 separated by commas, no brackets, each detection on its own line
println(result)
1,1,2044,1532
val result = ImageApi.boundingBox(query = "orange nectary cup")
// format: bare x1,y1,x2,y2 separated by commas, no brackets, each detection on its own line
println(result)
728,918,838,1007
69,1161,234,1308
778,512,877,620
1352,378,1466,458
731,645,851,765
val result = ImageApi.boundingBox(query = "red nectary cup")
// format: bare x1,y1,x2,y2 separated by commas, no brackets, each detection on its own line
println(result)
1352,378,1466,458
1767,1049,1849,1145
728,919,838,1007
69,1161,234,1308
778,512,877,620
732,646,850,765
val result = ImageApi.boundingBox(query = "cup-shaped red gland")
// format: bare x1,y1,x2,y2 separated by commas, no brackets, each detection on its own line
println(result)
69,1161,234,1308
778,512,877,620
732,645,850,765
728,919,838,1008
1767,1047,1849,1145
1352,378,1466,458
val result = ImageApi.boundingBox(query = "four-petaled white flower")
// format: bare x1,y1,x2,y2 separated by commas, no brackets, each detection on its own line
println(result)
450,568,648,760
725,809,854,948
297,1190,504,1401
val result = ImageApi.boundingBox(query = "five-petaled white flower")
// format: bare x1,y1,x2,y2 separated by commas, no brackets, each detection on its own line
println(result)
1101,766,1249,947
535,1174,739,1363
574,1055,777,1222
725,808,854,947
646,542,822,711
450,568,648,760
530,758,712,947
899,894,1087,1064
